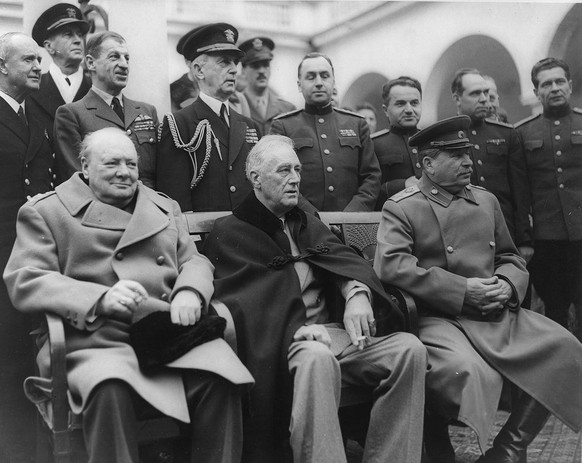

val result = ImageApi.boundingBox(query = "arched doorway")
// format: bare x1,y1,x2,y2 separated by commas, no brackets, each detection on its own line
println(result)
425,35,526,124
342,72,389,131
550,4,582,109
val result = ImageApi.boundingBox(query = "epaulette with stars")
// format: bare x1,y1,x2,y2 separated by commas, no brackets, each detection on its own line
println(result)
390,185,420,202
273,108,302,120
573,107,582,115
485,118,513,129
468,183,488,192
333,107,364,118
514,113,541,128
371,128,390,139
26,190,56,205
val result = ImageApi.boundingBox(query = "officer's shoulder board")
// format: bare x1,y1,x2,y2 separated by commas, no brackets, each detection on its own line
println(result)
333,107,364,118
514,113,541,128
390,185,420,202
371,128,390,140
273,108,302,120
468,184,488,192
27,190,56,205
484,118,513,129
573,107,582,116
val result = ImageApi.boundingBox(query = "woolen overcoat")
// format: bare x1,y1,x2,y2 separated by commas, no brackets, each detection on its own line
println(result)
374,175,582,448
4,174,250,422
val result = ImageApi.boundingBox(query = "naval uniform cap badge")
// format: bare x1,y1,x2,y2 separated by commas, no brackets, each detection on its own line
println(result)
224,29,235,43
252,38,263,50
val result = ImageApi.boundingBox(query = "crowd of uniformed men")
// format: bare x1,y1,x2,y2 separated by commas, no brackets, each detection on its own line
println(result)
0,3,581,463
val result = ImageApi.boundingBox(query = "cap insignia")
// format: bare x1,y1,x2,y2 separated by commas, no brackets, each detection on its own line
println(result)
458,131,464,138
224,29,235,43
66,8,77,18
252,38,263,50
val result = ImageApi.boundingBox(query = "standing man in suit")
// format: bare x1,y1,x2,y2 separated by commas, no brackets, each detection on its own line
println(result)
28,3,91,129
54,31,158,187
239,37,295,135
156,23,261,212
0,32,56,463
270,52,380,213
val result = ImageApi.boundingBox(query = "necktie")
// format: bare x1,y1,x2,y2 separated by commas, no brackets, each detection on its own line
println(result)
273,219,291,254
256,97,267,119
65,77,71,86
17,105,28,127
220,103,229,128
111,96,124,122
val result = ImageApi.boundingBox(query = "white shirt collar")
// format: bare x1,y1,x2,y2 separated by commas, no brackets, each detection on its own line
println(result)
49,62,84,104
0,89,22,114
199,91,229,117
91,85,123,107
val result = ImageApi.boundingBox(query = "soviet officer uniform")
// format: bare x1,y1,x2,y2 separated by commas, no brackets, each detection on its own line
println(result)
270,104,381,212
372,125,421,209
465,118,531,246
515,107,582,329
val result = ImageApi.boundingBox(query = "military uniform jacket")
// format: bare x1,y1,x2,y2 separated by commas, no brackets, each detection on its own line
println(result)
156,97,260,212
243,88,295,135
516,108,582,241
270,104,381,212
466,118,531,245
54,89,159,188
374,175,582,437
371,125,421,209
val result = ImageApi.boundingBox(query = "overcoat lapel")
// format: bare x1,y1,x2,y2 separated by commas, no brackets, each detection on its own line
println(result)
84,89,123,127
24,117,50,163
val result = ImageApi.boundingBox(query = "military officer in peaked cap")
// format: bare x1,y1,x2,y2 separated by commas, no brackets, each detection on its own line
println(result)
451,68,532,255
169,32,200,112
239,36,295,135
374,115,582,463
28,3,91,127
270,52,380,212
157,23,261,212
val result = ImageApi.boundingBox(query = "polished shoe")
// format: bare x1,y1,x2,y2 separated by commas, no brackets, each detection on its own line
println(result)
476,394,549,463
424,412,455,463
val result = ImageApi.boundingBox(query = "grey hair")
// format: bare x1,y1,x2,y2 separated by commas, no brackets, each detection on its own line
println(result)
245,134,295,182
0,32,25,60
79,127,134,160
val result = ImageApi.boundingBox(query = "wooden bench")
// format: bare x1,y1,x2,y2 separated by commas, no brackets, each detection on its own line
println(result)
28,210,417,462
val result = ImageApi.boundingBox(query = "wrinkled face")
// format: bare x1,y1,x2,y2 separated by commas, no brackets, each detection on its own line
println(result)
246,59,270,92
197,52,239,101
534,67,572,111
45,24,85,67
81,136,139,208
298,56,334,107
87,37,129,95
253,145,302,217
454,74,489,121
425,149,473,193
356,108,377,133
0,35,42,101
384,85,422,129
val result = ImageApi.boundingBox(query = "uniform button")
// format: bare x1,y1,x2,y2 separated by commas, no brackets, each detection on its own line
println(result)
149,137,154,143
318,118,325,123
489,241,495,247
556,150,562,156
557,167,563,173
48,167,52,173
479,176,485,182
554,120,560,125
416,162,421,168
115,252,124,260
50,182,54,188
431,188,438,195
25,163,28,169
126,129,132,135
26,195,32,201
466,185,471,190
160,293,168,301
559,184,564,189
229,185,236,193
446,246,454,253
52,153,56,159
321,134,327,139
555,134,560,140
324,149,330,155
52,174,57,180
412,148,418,154
477,160,483,165
326,166,333,172
328,185,334,192
24,178,30,185
474,144,480,150
471,130,477,135
229,166,233,171
156,256,165,265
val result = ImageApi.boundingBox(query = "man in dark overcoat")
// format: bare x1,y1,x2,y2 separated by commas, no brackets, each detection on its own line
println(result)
157,23,261,212
203,135,427,463
374,115,582,463
4,127,252,463
0,32,56,462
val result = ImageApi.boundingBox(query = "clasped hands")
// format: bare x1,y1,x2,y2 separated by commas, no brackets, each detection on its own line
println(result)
464,276,513,317
96,280,202,325
293,293,376,351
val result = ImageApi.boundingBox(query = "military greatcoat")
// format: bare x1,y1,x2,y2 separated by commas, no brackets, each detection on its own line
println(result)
374,175,582,450
270,104,381,212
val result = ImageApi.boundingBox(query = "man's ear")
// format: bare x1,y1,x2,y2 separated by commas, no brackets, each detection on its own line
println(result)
0,57,7,75
422,156,434,175
85,54,95,71
452,92,461,106
80,157,89,179
192,62,204,80
250,171,261,189
43,39,55,56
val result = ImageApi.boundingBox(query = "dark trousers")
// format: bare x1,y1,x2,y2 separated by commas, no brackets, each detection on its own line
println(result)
83,371,243,463
529,240,582,329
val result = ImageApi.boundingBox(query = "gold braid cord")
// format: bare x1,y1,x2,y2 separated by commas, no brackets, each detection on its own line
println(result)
164,113,221,188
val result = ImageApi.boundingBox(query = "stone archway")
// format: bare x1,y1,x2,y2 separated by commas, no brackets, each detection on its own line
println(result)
550,4,582,109
342,72,389,131
425,35,526,124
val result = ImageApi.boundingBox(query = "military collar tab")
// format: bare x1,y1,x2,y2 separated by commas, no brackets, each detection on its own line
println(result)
418,177,477,206
304,103,333,115
543,105,571,119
